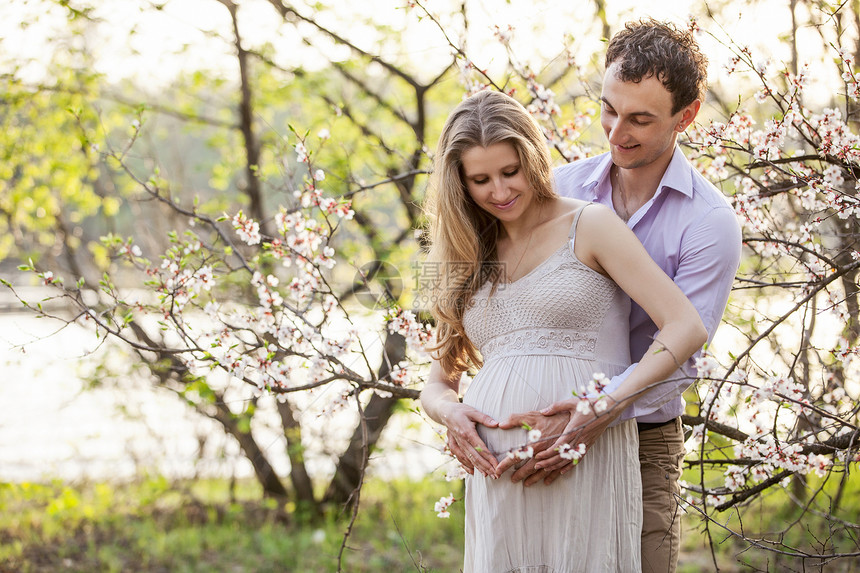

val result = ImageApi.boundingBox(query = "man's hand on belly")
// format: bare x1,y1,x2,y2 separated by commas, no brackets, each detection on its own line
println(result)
495,410,570,484
529,397,620,484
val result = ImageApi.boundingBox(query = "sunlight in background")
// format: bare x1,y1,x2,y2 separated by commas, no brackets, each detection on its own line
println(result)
2,0,842,125
0,0,845,481
0,0,807,92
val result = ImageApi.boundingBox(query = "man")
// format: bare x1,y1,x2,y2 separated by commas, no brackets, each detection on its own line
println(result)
451,19,742,573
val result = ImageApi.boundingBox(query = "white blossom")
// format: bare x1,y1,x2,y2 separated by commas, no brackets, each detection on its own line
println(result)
434,493,456,518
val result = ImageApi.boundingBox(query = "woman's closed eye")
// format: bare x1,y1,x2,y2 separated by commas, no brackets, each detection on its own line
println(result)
471,169,518,184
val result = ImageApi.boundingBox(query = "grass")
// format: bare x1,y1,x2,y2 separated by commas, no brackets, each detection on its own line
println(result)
0,476,466,572
1,472,858,572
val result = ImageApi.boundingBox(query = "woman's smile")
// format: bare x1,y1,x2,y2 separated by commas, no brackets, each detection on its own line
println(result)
491,196,519,210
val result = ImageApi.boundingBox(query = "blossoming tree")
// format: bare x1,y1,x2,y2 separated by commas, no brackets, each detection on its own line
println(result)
2,0,447,525
5,0,860,569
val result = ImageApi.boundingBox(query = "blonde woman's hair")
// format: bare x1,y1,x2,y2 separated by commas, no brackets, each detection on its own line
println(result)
425,90,557,373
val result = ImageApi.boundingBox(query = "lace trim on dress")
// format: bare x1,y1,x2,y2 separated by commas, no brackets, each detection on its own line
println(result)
479,327,598,362
463,254,618,354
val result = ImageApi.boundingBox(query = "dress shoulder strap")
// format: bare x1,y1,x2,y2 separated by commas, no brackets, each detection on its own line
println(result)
567,202,595,242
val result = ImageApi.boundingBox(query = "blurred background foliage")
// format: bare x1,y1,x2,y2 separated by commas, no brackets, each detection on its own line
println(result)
3,1,860,571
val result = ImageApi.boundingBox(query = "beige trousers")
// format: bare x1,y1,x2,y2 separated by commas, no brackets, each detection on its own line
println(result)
638,417,685,573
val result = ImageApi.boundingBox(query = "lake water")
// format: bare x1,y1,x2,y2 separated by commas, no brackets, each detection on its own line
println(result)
5,284,811,488
0,289,448,484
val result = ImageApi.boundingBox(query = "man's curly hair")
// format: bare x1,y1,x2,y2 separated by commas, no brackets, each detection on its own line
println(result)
605,18,708,114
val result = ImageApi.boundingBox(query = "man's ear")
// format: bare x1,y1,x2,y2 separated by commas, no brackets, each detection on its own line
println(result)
675,99,702,132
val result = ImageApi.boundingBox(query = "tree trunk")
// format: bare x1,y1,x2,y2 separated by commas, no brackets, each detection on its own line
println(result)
212,396,289,499
277,397,316,505
323,331,406,506
220,0,266,230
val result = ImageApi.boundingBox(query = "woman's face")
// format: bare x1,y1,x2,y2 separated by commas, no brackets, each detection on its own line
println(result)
460,142,533,223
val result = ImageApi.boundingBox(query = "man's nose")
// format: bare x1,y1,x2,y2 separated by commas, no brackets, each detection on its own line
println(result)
607,119,626,144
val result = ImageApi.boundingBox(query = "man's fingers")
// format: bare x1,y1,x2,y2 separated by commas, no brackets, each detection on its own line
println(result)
510,458,539,483
540,399,577,416
543,467,566,485
495,454,518,476
496,433,552,477
523,470,546,487
534,452,565,469
529,434,557,455
534,445,558,461
538,456,571,473
534,436,572,461
498,412,527,429
524,463,566,486
499,411,553,430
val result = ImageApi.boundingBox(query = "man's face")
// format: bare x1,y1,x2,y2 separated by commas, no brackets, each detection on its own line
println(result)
600,62,696,170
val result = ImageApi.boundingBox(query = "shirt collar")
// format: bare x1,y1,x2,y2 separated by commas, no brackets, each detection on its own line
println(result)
586,145,695,200
659,145,695,198
584,153,615,201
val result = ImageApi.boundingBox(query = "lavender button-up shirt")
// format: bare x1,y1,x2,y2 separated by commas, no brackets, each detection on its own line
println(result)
554,146,742,423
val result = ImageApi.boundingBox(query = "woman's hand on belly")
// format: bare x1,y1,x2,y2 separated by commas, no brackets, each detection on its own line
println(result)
441,402,500,478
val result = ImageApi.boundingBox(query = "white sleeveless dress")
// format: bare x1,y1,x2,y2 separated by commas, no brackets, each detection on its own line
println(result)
461,206,642,572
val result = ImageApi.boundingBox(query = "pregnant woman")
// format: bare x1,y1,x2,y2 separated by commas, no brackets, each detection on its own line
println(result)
420,90,706,572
